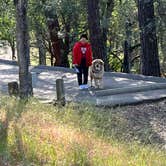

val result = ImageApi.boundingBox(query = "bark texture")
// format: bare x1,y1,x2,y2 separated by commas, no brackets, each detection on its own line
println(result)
138,0,160,76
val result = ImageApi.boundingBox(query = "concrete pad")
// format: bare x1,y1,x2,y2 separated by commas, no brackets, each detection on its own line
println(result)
94,83,166,96
96,89,166,106
1,59,166,106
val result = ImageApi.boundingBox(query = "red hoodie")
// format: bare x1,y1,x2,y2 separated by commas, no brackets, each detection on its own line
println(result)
72,41,92,67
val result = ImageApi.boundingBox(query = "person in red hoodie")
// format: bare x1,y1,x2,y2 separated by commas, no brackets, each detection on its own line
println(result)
72,34,92,89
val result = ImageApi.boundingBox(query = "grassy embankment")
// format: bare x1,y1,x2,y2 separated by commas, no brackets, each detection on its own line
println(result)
0,96,166,166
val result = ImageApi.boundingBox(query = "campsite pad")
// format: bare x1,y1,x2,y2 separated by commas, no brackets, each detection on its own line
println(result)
0,59,166,106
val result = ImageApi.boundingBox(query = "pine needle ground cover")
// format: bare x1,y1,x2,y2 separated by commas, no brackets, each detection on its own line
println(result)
0,97,166,166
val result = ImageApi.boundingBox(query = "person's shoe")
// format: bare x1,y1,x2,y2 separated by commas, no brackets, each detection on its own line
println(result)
83,84,89,89
79,85,84,90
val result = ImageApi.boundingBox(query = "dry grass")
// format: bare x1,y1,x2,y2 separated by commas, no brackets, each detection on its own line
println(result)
0,96,166,165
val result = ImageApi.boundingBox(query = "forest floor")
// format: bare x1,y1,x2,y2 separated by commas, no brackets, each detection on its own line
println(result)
111,99,166,149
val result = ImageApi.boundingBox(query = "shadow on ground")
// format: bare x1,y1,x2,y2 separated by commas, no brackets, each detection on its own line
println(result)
0,99,39,165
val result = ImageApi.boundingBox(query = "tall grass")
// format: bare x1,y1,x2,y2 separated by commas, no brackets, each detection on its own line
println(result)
0,96,166,165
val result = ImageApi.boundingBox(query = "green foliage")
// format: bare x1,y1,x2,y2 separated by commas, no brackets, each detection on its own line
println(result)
0,1,15,45
109,53,123,71
0,0,165,72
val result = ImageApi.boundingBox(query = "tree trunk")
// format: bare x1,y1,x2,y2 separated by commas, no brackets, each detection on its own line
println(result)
9,39,16,60
123,20,132,73
102,0,114,71
36,30,46,65
161,33,166,72
11,45,16,60
47,18,62,66
138,0,160,76
14,0,32,98
61,23,70,67
157,0,166,73
87,0,105,62
123,40,130,73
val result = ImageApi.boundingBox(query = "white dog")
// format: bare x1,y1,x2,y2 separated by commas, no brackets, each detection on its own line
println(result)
90,59,104,89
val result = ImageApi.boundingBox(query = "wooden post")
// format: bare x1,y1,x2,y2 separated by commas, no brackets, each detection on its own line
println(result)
8,81,19,96
56,79,65,106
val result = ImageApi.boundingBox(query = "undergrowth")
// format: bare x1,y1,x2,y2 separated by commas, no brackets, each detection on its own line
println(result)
0,96,166,166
